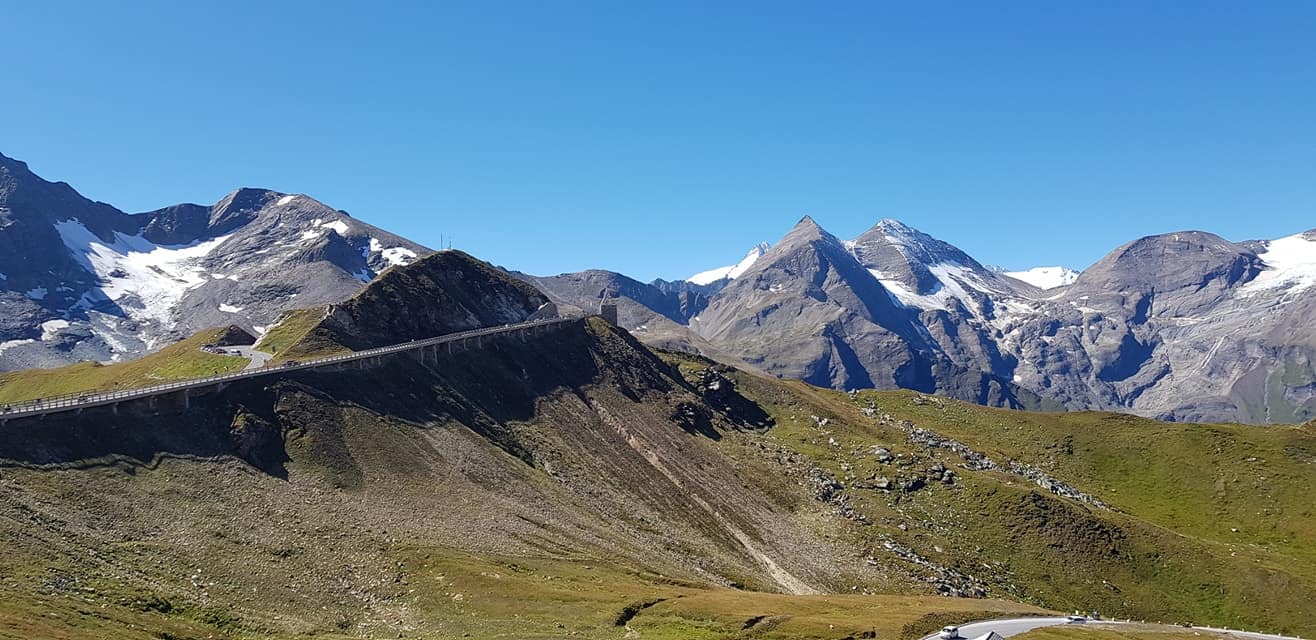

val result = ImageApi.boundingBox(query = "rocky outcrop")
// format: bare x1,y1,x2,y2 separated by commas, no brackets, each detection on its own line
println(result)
305,251,548,351
880,402,1109,510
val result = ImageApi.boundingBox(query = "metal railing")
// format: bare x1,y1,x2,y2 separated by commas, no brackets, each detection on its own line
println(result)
0,318,577,421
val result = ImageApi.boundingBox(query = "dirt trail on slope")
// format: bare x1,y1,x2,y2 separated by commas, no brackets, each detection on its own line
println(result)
592,402,820,595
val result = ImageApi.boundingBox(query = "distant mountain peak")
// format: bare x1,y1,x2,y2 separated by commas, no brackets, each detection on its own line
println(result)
794,214,821,228
781,215,843,247
1079,230,1261,294
860,219,972,262
871,217,918,235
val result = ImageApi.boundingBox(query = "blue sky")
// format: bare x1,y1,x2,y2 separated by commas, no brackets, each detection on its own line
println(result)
2,1,1313,281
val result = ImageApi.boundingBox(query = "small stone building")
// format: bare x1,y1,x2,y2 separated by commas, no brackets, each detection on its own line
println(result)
599,292,619,325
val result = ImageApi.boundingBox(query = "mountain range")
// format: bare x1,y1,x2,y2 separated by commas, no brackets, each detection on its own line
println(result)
3,151,1316,637
525,216,1316,425
3,245,1314,638
3,150,1314,424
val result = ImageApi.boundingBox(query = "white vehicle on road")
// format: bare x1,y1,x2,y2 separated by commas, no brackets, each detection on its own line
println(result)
940,626,961,640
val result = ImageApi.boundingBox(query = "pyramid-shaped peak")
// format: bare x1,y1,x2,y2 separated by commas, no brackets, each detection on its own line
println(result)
793,214,823,230
777,215,845,250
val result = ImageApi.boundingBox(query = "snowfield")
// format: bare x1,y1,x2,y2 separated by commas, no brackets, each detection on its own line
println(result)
687,243,769,285
1003,266,1080,290
1243,232,1316,294
55,219,233,327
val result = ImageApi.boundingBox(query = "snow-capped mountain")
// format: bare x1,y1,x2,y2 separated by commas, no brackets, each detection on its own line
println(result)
0,152,428,370
10,147,1316,424
529,217,1316,424
686,242,770,285
1002,266,1080,289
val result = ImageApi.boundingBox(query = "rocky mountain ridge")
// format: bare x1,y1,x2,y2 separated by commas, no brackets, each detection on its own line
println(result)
530,217,1316,424
7,149,1314,424
0,152,429,371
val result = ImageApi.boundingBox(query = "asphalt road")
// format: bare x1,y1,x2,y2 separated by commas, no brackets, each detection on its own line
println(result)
224,345,273,371
920,617,1302,640
920,617,1095,640
1192,626,1302,640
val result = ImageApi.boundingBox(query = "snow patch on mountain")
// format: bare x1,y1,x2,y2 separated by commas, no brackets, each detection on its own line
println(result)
0,339,35,355
1004,266,1079,290
276,195,298,206
381,247,417,267
687,243,770,285
868,269,921,307
40,319,69,341
366,237,418,267
869,262,996,311
55,219,233,326
1242,233,1316,295
319,219,351,235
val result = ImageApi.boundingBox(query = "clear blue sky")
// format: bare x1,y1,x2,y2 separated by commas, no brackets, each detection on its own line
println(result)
3,1,1313,281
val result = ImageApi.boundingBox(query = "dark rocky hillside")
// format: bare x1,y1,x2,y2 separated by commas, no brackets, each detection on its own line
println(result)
307,250,550,351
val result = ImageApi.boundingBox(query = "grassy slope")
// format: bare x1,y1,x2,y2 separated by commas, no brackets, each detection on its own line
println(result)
253,305,344,361
877,395,1316,565
1015,626,1235,640
659,356,1316,634
0,328,246,404
393,549,1043,640
0,321,1050,640
2,324,1314,638
0,534,1043,640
